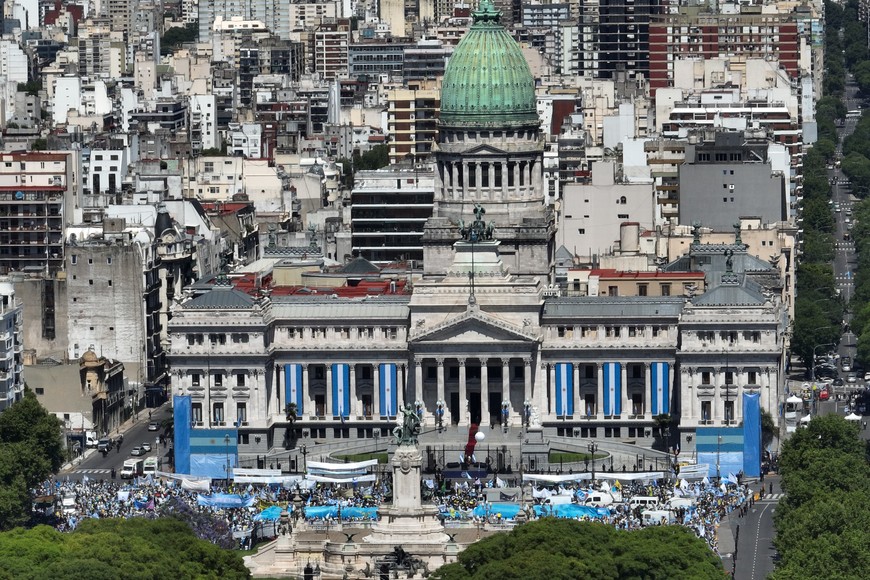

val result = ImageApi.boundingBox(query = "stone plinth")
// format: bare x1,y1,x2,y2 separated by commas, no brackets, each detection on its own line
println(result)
364,444,449,545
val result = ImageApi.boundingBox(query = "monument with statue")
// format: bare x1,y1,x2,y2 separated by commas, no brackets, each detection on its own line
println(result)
362,406,451,547
246,406,462,578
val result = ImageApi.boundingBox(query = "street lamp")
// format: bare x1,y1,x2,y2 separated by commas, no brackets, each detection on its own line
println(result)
587,442,598,485
716,435,723,480
300,444,308,473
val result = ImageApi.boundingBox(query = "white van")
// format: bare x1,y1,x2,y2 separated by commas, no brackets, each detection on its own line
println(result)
642,510,675,526
583,492,614,507
628,496,660,510
61,493,77,515
143,457,159,477
121,458,144,479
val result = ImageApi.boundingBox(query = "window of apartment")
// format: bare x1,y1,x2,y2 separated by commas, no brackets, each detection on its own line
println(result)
192,403,203,423
748,370,758,384
107,257,112,265
725,371,734,385
231,333,249,343
701,371,711,385
108,280,112,287
608,286,618,296
89,280,93,285
213,373,223,387
191,373,200,386
638,284,648,296
71,255,77,265
605,326,619,338
212,402,225,424
724,401,734,424
236,373,246,387
236,402,247,424
209,333,226,345
660,284,671,296
617,214,629,219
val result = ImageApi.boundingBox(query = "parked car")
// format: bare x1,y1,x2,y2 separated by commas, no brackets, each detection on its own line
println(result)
147,421,160,432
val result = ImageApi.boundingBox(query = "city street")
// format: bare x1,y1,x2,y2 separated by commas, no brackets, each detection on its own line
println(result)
731,476,782,580
62,403,172,481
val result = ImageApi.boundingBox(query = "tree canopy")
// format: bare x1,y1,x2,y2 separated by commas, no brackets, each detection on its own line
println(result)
771,414,870,580
0,389,64,530
0,518,250,580
433,518,724,580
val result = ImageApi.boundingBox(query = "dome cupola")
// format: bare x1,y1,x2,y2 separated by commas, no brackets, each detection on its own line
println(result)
439,0,538,129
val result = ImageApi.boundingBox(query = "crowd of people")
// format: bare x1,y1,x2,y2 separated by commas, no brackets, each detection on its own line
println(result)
35,477,260,536
34,470,753,555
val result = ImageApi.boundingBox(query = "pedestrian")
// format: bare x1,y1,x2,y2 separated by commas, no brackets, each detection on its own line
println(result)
769,482,772,495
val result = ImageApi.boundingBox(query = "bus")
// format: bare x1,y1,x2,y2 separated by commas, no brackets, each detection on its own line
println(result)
846,110,861,118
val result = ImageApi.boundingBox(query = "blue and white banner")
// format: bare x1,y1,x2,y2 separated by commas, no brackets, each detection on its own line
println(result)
379,363,398,417
555,363,574,416
284,364,304,414
603,363,621,416
650,362,669,416
331,363,351,418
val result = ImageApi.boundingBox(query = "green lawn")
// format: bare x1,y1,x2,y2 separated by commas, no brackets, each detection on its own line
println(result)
334,452,389,463
549,451,609,463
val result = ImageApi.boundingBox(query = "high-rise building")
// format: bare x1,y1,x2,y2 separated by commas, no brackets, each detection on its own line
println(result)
0,281,24,411
0,152,74,276
648,8,801,95
573,0,662,81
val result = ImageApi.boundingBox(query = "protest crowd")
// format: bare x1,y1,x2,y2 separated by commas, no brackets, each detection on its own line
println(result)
34,468,754,555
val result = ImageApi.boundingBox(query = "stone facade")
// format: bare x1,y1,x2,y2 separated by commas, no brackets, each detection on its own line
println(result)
168,240,786,469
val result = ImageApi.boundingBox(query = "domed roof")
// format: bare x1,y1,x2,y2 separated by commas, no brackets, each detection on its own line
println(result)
440,0,538,129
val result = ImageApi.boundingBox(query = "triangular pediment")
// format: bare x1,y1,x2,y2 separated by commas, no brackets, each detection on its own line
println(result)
410,307,537,344
462,143,509,156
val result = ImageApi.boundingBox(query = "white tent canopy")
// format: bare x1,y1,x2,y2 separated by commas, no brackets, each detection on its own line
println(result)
786,395,803,404
845,412,862,422
800,414,812,423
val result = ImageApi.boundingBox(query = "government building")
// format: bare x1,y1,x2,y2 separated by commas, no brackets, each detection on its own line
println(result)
169,1,786,477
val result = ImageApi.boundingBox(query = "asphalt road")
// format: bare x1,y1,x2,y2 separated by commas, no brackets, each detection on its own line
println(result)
62,403,173,481
732,476,781,580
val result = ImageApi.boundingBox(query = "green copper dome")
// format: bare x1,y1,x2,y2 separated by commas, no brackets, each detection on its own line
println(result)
440,0,538,129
